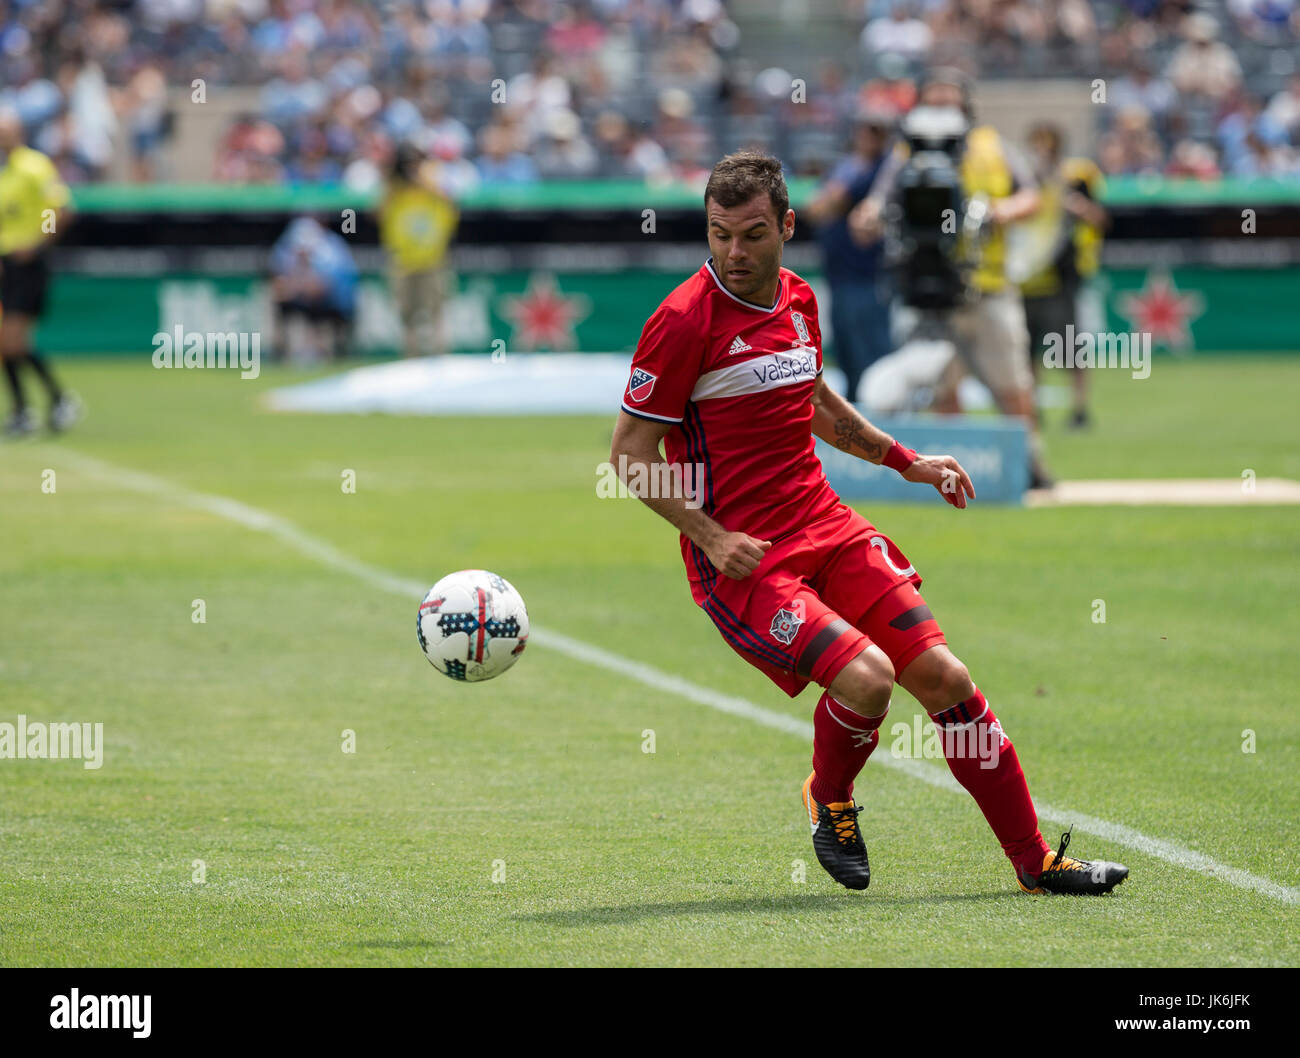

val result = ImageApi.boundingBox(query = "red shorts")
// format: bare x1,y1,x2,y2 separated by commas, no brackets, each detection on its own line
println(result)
696,504,946,698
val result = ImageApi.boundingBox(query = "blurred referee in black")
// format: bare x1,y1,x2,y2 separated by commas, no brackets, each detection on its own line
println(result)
0,107,79,437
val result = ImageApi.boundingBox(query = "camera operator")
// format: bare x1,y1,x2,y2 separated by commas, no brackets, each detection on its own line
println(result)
849,70,1055,489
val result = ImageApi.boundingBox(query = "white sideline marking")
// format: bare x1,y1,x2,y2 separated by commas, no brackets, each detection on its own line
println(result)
57,449,1300,907
1026,478,1300,507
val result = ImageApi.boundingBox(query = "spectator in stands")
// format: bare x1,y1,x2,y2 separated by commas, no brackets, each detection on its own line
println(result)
419,84,474,160
341,128,394,193
1110,58,1177,132
721,76,777,157
808,59,859,130
1165,14,1243,102
653,87,715,176
284,124,343,185
806,108,895,403
506,52,574,148
260,51,328,127
215,114,286,184
58,56,116,181
1241,130,1300,174
1227,0,1296,40
1264,74,1300,137
474,122,540,186
426,132,481,199
6,0,1299,187
546,1,608,58
861,2,933,61
269,215,359,364
1218,94,1289,173
1097,105,1164,175
1,57,61,134
121,62,172,183
378,142,460,358
858,52,917,118
1165,138,1223,179
649,22,725,101
591,110,672,181
535,108,600,179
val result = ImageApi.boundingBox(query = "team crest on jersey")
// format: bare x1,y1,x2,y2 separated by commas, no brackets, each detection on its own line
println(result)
627,368,657,403
790,310,810,344
769,607,804,645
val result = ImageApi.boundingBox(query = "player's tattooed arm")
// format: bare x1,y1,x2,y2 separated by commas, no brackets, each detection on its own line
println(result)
810,376,891,463
831,416,885,460
809,378,976,507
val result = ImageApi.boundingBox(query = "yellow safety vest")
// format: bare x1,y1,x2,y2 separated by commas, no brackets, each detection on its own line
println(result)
0,145,69,255
379,178,459,275
959,125,1014,294
1020,158,1105,297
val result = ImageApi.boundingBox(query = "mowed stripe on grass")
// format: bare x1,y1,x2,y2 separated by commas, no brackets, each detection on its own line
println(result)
52,447,1300,908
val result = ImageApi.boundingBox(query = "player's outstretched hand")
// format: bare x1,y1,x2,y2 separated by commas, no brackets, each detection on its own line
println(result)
706,531,772,579
902,454,976,509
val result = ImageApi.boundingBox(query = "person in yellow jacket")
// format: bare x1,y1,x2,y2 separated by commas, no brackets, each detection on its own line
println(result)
378,142,460,359
850,71,1055,489
1019,123,1108,430
0,108,79,437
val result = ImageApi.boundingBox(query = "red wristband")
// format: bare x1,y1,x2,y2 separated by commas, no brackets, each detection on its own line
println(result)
882,440,917,474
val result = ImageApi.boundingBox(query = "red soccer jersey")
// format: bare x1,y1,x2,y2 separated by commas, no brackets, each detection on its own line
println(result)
621,257,842,603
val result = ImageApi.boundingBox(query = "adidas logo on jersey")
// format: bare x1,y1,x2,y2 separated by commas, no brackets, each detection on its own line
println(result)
727,335,752,356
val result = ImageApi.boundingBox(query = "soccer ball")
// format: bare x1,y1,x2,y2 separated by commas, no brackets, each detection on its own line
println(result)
417,570,529,682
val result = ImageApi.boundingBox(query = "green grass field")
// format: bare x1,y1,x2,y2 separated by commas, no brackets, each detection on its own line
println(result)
1,355,1297,966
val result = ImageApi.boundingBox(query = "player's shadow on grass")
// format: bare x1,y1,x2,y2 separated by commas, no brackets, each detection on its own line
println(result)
515,890,1009,927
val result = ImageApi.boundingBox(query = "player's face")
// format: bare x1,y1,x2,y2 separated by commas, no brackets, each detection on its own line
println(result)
706,195,794,305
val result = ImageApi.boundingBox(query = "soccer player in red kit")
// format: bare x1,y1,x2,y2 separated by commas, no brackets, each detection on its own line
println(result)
610,151,1128,895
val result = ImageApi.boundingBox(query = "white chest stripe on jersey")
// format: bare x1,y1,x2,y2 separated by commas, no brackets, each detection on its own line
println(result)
690,347,820,402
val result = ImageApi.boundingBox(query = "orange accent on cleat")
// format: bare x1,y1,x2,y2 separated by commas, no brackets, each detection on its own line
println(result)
1016,828,1129,895
801,772,819,832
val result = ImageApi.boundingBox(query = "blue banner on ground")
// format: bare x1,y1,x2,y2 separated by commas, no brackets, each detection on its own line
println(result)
816,415,1029,506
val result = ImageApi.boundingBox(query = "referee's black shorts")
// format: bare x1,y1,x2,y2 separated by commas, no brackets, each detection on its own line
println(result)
0,250,50,318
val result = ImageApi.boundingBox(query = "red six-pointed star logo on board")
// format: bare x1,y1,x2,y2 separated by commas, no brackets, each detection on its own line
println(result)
1115,270,1205,352
498,272,592,352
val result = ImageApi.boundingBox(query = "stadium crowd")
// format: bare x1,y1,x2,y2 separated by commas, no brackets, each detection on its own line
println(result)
1,1,1298,186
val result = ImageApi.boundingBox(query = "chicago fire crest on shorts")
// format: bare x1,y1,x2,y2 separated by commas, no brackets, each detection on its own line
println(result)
769,606,803,645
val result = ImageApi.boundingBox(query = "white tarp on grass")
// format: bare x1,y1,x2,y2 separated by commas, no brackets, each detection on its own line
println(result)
263,353,851,416
257,348,1022,418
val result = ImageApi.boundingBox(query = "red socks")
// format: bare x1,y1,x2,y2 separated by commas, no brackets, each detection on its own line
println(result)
928,688,1050,875
810,692,888,805
807,683,1051,876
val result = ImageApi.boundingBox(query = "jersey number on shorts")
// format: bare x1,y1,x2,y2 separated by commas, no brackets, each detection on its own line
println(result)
870,536,916,578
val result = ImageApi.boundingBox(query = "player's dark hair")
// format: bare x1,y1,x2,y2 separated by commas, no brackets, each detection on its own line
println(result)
704,150,789,226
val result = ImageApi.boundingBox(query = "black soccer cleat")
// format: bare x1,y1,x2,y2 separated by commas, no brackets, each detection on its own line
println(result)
801,772,870,890
1017,826,1129,896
